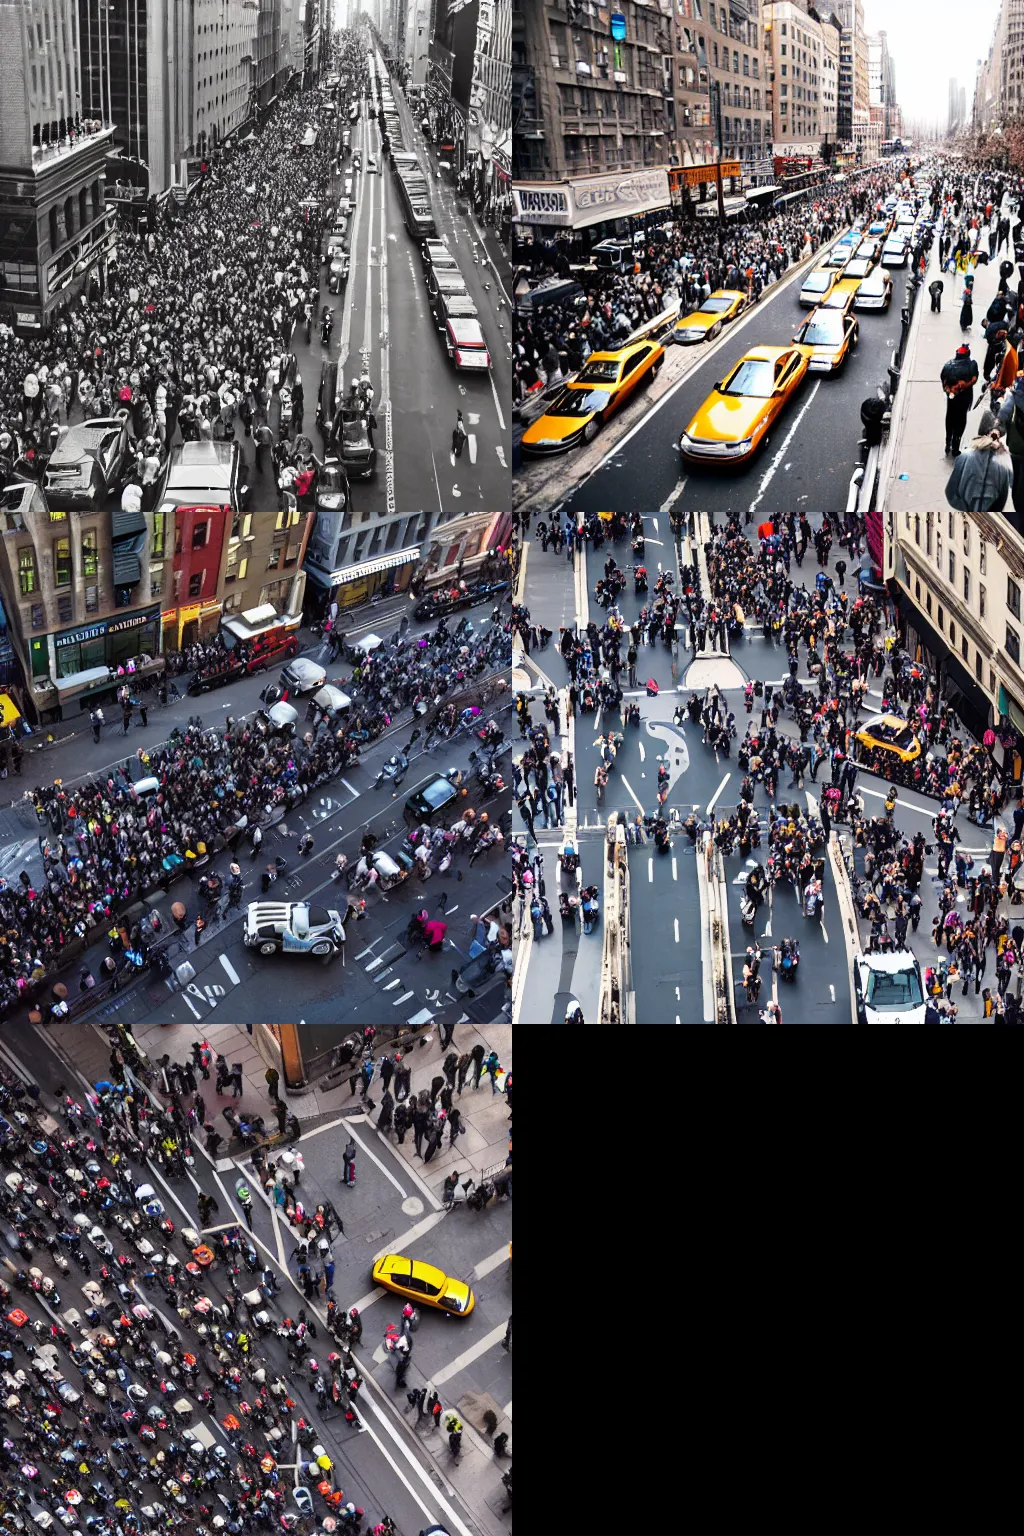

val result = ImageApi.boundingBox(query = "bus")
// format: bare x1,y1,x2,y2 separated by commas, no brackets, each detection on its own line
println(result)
394,158,437,239
187,604,302,694
774,168,829,206
300,125,318,149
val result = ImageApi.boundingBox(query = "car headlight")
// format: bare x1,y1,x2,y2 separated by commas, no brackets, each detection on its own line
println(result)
679,431,694,448
533,438,559,447
727,437,753,454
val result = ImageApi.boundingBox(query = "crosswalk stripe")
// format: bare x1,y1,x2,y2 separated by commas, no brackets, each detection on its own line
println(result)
219,954,240,985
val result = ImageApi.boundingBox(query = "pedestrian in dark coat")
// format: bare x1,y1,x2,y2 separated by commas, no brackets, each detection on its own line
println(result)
377,1088,394,1133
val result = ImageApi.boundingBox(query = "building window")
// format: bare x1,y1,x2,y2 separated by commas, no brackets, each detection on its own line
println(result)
938,605,944,631
976,650,983,681
57,593,72,623
225,545,239,582
964,569,971,605
980,583,986,617
1009,577,1021,618
990,668,997,692
237,556,248,581
914,514,920,546
980,540,986,574
81,529,98,578
188,572,203,598
949,551,955,585
192,521,208,550
152,510,166,559
1007,624,1020,663
18,547,37,595
150,564,163,601
85,584,99,613
266,548,281,570
915,578,921,601
948,509,954,538
963,519,970,555
926,513,933,556
52,535,72,588
31,603,44,630
936,533,942,570
950,621,956,644
926,592,932,615
962,634,970,661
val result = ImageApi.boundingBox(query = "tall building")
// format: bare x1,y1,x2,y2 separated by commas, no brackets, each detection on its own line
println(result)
0,0,117,335
867,29,896,140
302,509,508,613
510,0,671,181
705,0,773,184
763,1,840,156
668,0,716,170
405,0,433,86
834,0,866,150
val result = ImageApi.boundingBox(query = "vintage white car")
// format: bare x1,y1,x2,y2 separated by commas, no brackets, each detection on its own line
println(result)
243,902,345,958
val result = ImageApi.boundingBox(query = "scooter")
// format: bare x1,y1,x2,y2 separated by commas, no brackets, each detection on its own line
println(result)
321,307,334,345
802,879,823,919
373,749,409,789
739,893,757,927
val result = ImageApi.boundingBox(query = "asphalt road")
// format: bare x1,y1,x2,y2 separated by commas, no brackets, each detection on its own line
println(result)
0,1025,510,1536
515,246,915,523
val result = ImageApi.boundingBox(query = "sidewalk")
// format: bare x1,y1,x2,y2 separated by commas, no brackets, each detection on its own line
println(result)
42,1014,513,1527
884,221,1009,516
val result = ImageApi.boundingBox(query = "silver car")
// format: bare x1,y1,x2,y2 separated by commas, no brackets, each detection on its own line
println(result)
280,656,328,694
44,417,129,508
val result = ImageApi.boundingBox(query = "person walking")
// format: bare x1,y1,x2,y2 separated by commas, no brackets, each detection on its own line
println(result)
342,1138,356,1185
941,343,979,458
469,1042,486,1089
237,1181,254,1231
945,428,1013,512
90,706,104,744
997,370,1024,516
426,1389,441,1428
451,410,467,459
485,1049,501,1093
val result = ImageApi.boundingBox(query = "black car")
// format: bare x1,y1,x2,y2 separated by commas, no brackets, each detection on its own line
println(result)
412,580,510,622
403,774,462,824
335,408,378,478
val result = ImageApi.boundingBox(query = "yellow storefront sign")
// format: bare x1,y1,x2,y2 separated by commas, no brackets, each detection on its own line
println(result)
0,694,22,728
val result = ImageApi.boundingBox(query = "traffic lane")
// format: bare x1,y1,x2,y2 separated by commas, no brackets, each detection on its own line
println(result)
765,862,848,1024
385,176,505,513
564,276,910,520
364,1204,512,1400
627,837,706,1024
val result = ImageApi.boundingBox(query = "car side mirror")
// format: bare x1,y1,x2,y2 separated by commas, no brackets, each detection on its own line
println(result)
713,381,723,393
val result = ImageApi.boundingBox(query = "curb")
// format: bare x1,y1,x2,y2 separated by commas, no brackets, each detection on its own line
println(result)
827,829,860,1021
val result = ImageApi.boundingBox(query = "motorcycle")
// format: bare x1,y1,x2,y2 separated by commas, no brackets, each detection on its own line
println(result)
321,306,334,345
739,893,757,927
373,749,409,789
802,879,823,919
279,386,293,431
581,885,600,936
775,939,800,982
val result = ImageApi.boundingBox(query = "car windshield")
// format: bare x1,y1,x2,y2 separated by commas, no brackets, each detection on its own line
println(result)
341,419,369,447
803,273,830,291
544,386,613,417
721,359,775,398
872,721,915,749
319,465,346,491
845,259,872,277
701,296,735,313
799,314,845,344
441,1291,466,1312
575,359,622,384
421,779,455,808
865,965,924,1010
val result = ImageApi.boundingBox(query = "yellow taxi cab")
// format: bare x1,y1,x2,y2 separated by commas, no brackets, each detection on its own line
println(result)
370,1253,475,1317
798,266,839,307
672,288,748,344
678,344,809,466
853,714,922,766
831,255,874,299
792,305,859,373
520,338,665,454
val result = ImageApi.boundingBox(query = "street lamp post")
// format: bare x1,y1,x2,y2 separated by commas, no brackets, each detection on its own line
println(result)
711,78,726,223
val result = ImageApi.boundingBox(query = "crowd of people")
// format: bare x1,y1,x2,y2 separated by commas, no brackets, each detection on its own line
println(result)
513,160,915,403
0,48,366,511
0,1025,510,1536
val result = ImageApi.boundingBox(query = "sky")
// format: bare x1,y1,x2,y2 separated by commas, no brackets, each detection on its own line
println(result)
862,0,1003,130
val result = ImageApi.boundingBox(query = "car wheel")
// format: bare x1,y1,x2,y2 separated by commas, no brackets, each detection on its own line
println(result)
709,322,721,341
852,326,859,347
582,416,603,444
259,942,278,955
311,941,334,956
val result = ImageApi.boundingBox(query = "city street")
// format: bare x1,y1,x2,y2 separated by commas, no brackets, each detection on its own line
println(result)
513,235,909,526
0,1018,512,1536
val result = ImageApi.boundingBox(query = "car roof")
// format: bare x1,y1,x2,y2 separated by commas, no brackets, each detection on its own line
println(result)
447,318,486,344
860,713,911,731
49,419,123,462
287,657,323,675
856,949,921,973
741,345,792,362
708,288,746,301
587,340,656,361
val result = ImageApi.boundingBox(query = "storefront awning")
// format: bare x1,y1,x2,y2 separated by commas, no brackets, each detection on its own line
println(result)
746,183,779,198
113,549,142,584
52,665,111,695
305,547,420,588
112,509,147,538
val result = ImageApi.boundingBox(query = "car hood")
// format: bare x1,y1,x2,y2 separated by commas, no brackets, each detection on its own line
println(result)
687,393,767,440
521,409,591,443
795,341,841,360
676,312,720,332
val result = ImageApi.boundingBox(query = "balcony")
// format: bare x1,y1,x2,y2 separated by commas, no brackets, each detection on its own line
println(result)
30,119,115,172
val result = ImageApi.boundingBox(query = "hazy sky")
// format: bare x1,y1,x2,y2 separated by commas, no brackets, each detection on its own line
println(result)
862,0,1003,128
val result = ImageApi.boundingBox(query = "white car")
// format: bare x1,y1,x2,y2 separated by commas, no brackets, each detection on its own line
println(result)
244,902,345,958
880,237,909,268
281,656,328,694
853,951,926,1024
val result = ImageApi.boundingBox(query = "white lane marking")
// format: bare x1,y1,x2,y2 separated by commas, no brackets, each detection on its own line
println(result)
638,741,645,762
219,954,240,986
619,774,646,813
829,983,836,1001
659,482,686,512
473,1245,511,1281
489,368,506,430
821,924,829,944
345,1120,408,1197
382,977,402,990
648,858,653,882
746,381,821,519
706,772,731,814
672,856,678,881
858,786,932,816
391,990,415,1006
674,917,680,943
429,1322,508,1387
181,992,202,1019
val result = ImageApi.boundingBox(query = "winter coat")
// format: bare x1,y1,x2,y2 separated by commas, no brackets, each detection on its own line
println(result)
946,433,1013,511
